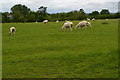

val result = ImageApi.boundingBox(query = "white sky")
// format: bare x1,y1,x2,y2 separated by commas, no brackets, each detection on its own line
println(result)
0,0,120,13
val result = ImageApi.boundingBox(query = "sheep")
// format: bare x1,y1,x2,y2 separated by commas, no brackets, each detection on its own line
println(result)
62,21,73,31
105,19,109,21
9,27,16,36
102,19,109,24
86,22,92,28
56,20,59,22
87,18,90,21
65,20,70,23
75,21,91,30
43,20,48,24
92,18,95,21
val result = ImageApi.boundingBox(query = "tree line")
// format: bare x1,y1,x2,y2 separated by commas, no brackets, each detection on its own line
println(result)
2,4,120,23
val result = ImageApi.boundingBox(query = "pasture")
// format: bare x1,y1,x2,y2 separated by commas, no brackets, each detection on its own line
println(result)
2,19,118,78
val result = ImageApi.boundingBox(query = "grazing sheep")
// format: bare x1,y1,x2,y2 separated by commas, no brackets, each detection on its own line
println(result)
92,18,95,21
87,18,90,21
9,27,16,36
75,21,91,30
62,21,73,31
56,20,59,22
65,20,70,23
105,19,109,21
43,20,48,24
102,19,109,24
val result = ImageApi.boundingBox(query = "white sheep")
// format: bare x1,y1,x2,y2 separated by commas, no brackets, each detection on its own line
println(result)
102,19,109,24
87,18,90,21
92,18,95,21
43,20,48,24
62,21,73,31
105,19,109,21
75,21,91,30
56,20,59,22
9,27,16,36
65,20,70,23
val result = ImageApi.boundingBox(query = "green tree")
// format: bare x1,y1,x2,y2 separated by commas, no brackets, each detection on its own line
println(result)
100,9,110,15
11,4,30,22
27,11,36,22
2,12,13,23
38,6,47,14
79,9,85,15
115,11,120,18
37,6,48,21
91,11,99,16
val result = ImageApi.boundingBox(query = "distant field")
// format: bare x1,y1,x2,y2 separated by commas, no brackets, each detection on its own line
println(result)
2,19,118,78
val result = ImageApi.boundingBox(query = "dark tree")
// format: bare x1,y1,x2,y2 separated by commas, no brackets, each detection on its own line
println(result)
38,6,47,14
79,9,85,15
11,4,30,22
91,11,99,16
37,6,48,21
28,11,37,22
100,9,110,15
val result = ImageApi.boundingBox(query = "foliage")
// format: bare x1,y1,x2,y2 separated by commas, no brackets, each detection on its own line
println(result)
79,9,85,15
91,11,99,16
38,6,47,14
100,9,110,15
11,4,30,22
2,4,120,23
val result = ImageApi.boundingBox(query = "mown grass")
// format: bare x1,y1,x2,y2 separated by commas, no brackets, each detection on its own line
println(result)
2,19,118,78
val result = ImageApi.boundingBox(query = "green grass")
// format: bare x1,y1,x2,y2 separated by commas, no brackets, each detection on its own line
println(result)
2,19,118,78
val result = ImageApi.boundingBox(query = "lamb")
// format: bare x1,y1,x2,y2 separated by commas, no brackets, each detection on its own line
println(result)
62,21,73,31
9,27,16,36
75,21,91,30
43,20,48,24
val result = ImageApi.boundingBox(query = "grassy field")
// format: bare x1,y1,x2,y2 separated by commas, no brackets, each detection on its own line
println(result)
2,19,118,78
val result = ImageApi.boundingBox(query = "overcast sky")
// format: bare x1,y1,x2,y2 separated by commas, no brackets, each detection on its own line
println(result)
0,0,119,13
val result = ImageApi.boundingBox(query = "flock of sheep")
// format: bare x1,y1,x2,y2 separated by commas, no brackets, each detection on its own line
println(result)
42,19,92,32
9,18,109,36
62,20,92,31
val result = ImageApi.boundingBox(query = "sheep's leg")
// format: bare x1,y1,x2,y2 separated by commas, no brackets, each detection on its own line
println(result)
75,26,78,30
84,25,87,30
11,33,13,36
13,32,15,36
63,28,65,31
75,24,79,30
79,26,81,29
61,27,64,31
81,26,84,30
75,26,77,30
89,24,92,28
9,32,12,36
69,26,72,31
84,27,87,30
9,33,11,36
